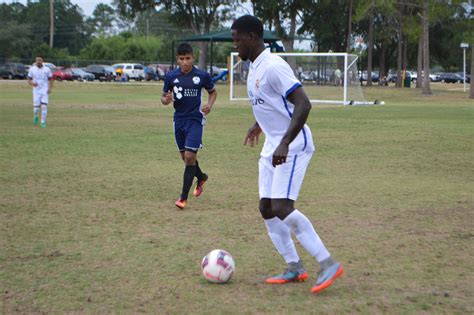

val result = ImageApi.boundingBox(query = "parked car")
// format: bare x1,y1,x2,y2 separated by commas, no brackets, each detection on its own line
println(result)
439,72,463,83
144,66,157,81
70,68,94,81
147,64,169,81
0,63,28,79
84,64,115,81
51,67,73,81
119,63,145,81
359,71,379,83
456,72,471,83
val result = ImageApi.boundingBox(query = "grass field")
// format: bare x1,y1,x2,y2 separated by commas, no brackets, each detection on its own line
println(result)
1,80,473,313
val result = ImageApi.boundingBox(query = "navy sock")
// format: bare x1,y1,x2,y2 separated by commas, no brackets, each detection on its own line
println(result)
195,160,205,180
181,165,196,200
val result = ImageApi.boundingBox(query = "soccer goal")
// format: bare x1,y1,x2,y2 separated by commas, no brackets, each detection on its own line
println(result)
229,52,381,106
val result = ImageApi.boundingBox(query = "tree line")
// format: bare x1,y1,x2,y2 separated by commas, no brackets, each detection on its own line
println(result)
1,0,472,91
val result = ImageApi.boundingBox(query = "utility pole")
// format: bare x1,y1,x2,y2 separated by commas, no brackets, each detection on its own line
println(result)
49,0,54,48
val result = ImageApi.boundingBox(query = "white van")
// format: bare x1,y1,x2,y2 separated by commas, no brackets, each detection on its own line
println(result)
119,63,145,81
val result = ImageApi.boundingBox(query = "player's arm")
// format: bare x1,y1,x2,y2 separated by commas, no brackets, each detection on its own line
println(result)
243,121,262,147
272,87,311,166
201,88,217,115
161,75,173,105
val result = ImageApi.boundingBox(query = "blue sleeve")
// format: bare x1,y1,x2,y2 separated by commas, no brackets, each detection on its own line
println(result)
203,73,215,91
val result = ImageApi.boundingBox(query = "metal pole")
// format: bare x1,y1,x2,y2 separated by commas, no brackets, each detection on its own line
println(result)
49,0,54,48
463,47,466,92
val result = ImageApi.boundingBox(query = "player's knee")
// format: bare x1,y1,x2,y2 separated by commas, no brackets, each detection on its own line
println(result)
259,198,275,220
184,150,197,165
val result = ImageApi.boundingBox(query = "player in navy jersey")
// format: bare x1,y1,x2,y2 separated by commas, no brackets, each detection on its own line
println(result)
161,43,217,209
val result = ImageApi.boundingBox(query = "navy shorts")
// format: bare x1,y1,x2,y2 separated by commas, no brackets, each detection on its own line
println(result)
174,119,204,152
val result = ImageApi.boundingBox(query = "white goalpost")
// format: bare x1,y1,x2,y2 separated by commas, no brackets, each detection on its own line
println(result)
229,52,382,106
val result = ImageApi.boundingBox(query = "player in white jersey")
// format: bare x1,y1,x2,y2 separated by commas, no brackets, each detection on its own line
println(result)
231,15,343,294
27,56,53,128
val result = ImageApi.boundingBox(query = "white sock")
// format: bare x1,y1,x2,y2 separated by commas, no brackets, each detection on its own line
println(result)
34,106,40,117
41,105,47,123
264,217,300,264
283,209,330,262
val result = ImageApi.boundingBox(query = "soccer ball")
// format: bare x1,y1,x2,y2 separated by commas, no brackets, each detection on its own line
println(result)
201,249,235,283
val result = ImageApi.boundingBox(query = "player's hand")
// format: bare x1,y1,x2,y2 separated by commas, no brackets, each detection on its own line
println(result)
162,90,173,105
202,103,212,115
243,123,262,147
47,89,51,94
31,82,38,87
272,143,289,167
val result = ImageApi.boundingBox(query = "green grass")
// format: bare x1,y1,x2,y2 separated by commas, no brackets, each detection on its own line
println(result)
1,80,473,313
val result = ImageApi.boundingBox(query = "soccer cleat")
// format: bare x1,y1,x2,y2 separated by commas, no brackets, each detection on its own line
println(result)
34,116,39,125
193,173,208,197
266,269,308,284
175,198,187,209
311,263,344,294
40,122,47,128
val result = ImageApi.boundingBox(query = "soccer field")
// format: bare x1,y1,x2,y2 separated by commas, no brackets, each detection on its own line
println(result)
1,81,473,313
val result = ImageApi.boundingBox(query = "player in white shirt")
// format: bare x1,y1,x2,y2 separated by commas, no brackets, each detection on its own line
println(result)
231,15,343,294
27,56,53,127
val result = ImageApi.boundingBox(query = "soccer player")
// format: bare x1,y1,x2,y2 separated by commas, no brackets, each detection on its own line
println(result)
27,56,53,128
161,43,217,209
231,15,344,294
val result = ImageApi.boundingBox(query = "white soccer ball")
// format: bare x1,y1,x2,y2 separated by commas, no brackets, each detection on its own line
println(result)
201,249,235,283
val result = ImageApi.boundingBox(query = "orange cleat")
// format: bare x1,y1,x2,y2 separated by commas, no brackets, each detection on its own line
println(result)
266,270,308,284
311,263,344,294
193,174,208,197
175,198,187,209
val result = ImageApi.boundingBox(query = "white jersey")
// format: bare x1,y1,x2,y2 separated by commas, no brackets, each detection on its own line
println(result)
247,49,315,157
28,65,52,93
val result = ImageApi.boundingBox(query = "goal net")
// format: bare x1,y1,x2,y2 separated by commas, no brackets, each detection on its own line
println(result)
230,52,377,106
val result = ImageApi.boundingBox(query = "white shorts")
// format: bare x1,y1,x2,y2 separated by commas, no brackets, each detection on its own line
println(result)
258,151,313,200
33,91,49,106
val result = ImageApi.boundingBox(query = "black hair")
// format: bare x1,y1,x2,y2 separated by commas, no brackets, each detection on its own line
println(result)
231,15,264,38
36,56,44,60
177,43,193,55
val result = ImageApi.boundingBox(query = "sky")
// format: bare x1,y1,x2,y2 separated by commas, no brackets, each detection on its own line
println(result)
1,0,112,16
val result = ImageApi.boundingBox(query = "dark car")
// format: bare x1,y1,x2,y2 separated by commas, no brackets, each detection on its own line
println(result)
0,63,28,79
144,66,157,81
456,72,471,83
70,68,95,81
439,72,463,83
84,64,115,81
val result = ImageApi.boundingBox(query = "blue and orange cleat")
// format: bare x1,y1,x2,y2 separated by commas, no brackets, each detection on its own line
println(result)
175,198,187,209
311,263,344,294
266,269,308,284
193,174,208,197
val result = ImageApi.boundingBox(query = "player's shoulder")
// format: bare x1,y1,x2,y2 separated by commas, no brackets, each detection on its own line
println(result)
192,67,210,78
165,68,180,81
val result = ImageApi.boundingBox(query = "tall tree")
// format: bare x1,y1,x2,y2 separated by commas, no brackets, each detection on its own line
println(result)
421,0,432,95
251,0,309,52
87,4,117,37
470,45,473,99
116,0,236,70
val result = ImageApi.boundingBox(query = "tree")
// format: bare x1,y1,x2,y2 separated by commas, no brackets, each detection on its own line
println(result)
251,0,309,52
470,45,473,99
421,0,432,95
87,4,117,37
116,0,237,70
0,21,33,58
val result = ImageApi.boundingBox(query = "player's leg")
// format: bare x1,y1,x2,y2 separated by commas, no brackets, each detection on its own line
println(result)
39,93,49,128
259,156,306,284
174,121,188,209
271,152,343,293
33,92,40,125
184,120,208,198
